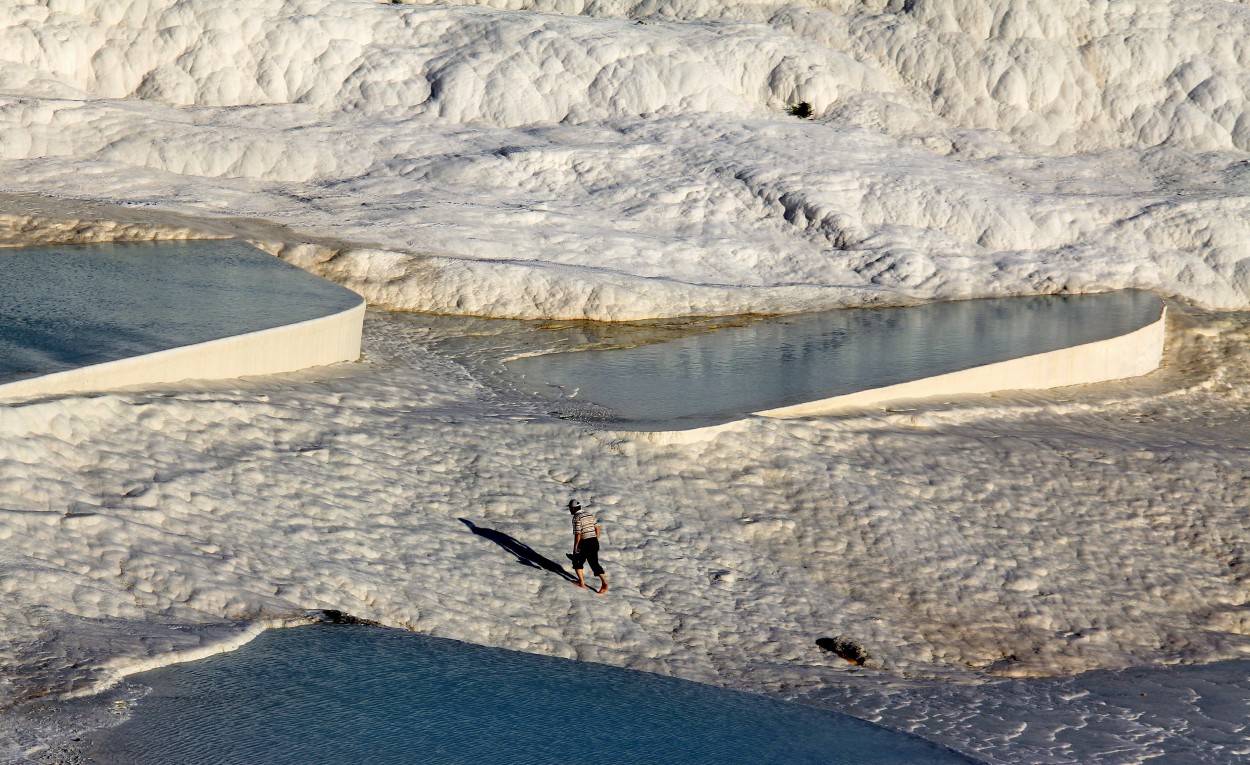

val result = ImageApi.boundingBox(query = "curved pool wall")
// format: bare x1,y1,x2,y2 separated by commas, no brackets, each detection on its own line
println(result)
82,624,974,765
760,302,1166,419
0,240,364,401
506,291,1166,430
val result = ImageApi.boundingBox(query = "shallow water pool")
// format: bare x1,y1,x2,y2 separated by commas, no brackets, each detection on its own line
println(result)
0,240,362,385
506,291,1163,426
84,625,972,765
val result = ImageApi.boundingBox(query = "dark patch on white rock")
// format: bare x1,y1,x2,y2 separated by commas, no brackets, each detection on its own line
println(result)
817,635,870,666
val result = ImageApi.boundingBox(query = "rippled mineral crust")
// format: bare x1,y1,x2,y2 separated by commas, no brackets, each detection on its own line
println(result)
4,1,1250,763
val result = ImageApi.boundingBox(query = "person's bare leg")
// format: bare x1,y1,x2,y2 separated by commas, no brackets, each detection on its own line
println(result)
575,569,586,588
597,575,608,594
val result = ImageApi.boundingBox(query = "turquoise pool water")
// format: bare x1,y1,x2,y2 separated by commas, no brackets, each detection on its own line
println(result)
506,291,1163,426
83,625,972,764
0,240,362,385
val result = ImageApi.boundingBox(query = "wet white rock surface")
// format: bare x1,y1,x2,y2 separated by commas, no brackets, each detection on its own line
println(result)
0,305,1249,763
4,1,1250,317
5,1,1250,762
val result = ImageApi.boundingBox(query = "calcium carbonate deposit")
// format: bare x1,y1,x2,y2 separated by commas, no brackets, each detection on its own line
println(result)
4,1,1250,762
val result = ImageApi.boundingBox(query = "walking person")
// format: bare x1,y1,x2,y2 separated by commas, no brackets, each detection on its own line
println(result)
567,499,608,594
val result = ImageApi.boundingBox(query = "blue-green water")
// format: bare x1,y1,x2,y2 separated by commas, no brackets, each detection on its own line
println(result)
507,291,1163,426
84,625,973,765
0,240,362,384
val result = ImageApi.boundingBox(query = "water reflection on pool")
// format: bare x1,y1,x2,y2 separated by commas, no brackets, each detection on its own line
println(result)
0,240,362,385
84,625,972,765
506,291,1163,426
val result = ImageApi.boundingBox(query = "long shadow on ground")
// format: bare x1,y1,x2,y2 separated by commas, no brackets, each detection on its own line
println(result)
460,518,578,582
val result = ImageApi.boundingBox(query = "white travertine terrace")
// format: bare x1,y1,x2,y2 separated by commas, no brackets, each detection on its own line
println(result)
759,306,1168,418
5,1,1250,317
3,0,1250,761
0,240,366,403
0,302,365,404
504,291,1167,429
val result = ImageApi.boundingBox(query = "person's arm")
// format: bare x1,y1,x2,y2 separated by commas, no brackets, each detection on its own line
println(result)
573,531,582,553
594,524,601,542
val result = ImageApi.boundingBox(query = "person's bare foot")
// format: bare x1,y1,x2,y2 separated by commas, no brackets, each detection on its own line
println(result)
575,580,586,588
597,579,609,594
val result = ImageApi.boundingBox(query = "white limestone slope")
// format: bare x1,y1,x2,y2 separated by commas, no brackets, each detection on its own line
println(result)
2,305,1250,765
4,0,1250,761
1,1,1250,317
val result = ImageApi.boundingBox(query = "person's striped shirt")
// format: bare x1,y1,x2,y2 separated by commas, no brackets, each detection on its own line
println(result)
572,510,597,538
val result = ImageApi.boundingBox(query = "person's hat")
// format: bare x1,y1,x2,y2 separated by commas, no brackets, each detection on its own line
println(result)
568,499,581,511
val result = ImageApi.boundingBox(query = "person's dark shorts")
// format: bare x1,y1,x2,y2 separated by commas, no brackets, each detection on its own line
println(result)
572,537,605,576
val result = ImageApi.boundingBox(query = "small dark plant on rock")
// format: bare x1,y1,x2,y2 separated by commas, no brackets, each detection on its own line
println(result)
816,635,870,665
788,101,814,119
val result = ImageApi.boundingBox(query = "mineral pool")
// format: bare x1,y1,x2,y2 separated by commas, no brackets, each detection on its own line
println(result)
83,625,973,765
506,290,1164,426
0,240,362,386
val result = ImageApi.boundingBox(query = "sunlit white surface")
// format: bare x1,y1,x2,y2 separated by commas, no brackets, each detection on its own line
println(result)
3,1,1250,318
2,2,1250,764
